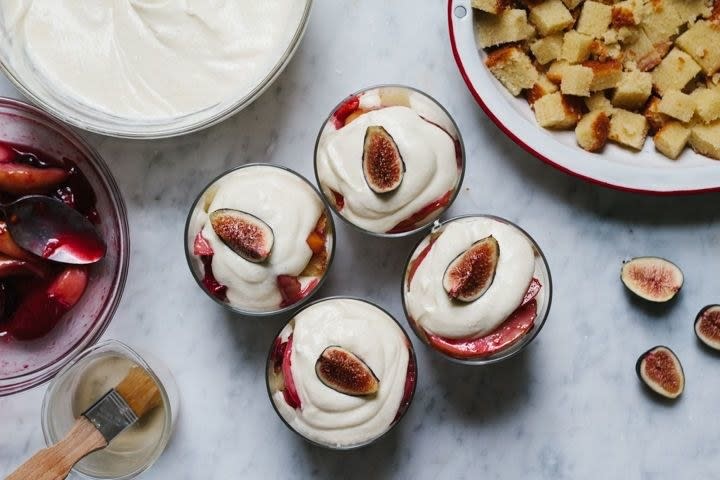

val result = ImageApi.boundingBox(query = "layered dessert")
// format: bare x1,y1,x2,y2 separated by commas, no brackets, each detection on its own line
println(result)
315,86,464,235
0,141,99,341
187,165,332,313
403,216,549,361
267,298,416,448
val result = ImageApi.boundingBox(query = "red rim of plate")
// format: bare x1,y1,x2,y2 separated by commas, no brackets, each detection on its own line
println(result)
447,0,720,196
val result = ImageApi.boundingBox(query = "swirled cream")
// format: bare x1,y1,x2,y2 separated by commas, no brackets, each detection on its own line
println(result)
405,217,535,339
272,299,410,447
316,92,460,233
0,0,305,118
188,166,324,312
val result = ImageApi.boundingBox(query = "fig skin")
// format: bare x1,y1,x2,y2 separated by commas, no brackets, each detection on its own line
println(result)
695,305,720,351
315,346,379,397
209,209,274,263
443,236,500,303
621,257,683,303
636,346,685,400
362,125,405,194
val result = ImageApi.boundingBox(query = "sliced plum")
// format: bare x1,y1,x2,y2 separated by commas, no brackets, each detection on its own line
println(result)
281,335,301,409
443,236,500,303
362,125,405,194
193,231,214,256
621,257,683,303
332,95,360,129
405,235,439,289
636,346,684,399
209,209,274,263
0,221,35,261
0,163,68,195
277,275,319,308
387,190,453,234
315,346,379,396
0,255,48,279
695,305,720,351
394,348,416,421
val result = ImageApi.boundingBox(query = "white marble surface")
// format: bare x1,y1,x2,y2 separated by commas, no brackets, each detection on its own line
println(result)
2,1,720,478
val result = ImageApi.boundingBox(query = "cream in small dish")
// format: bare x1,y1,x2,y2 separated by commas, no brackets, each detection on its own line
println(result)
402,215,551,364
314,85,465,236
267,297,417,449
185,164,334,315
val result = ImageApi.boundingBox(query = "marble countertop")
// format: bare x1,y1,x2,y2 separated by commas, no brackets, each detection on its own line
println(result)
2,1,720,478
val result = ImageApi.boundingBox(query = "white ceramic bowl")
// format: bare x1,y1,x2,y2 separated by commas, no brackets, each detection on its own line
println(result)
448,0,720,194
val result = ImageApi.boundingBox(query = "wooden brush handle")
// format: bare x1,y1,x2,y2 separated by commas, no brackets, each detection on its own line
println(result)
6,417,107,480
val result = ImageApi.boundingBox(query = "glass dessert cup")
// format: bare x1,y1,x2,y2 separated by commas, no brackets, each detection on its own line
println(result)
266,296,417,450
401,215,552,365
185,164,336,317
314,84,466,238
0,98,129,396
41,340,179,480
0,1,312,139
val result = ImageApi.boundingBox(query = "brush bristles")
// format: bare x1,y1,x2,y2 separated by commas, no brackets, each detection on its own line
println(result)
115,365,162,418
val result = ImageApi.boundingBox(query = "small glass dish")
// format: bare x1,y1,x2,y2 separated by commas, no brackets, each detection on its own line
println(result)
0,1,312,139
0,98,129,396
266,296,417,450
314,84,465,238
41,340,179,480
401,215,552,365
185,164,335,316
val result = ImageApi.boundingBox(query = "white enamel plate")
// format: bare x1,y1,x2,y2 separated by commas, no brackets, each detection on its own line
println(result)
448,0,720,194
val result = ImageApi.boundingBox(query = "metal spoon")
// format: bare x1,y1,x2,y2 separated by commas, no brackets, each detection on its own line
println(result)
3,195,106,264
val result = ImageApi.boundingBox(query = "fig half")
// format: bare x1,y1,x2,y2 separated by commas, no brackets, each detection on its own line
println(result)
695,305,720,350
362,125,404,194
443,236,500,302
621,257,683,303
209,209,274,263
636,346,684,399
315,346,379,396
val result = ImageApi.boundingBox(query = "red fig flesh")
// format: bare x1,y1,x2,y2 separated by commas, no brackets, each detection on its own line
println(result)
210,209,274,263
621,257,683,303
316,346,379,396
695,305,720,350
443,236,500,302
362,125,404,194
636,346,684,399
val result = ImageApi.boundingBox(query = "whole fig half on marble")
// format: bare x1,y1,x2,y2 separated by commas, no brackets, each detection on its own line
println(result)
362,125,405,194
695,305,720,351
209,209,274,263
315,346,379,396
621,257,683,303
443,235,500,303
636,346,684,400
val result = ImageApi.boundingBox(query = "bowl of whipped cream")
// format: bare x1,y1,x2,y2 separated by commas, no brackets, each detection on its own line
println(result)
0,0,312,138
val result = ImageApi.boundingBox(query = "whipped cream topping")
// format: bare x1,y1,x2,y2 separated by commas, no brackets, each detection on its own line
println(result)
1,0,305,119
188,166,324,312
316,94,460,233
273,299,410,447
405,217,535,339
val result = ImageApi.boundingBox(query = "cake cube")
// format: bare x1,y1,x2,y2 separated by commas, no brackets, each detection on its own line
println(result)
475,10,535,48
691,88,720,123
654,121,691,159
668,0,710,24
575,110,611,152
676,21,720,75
641,2,684,44
585,92,614,115
651,48,702,96
561,0,583,9
689,121,720,159
611,1,642,28
486,46,540,96
533,92,581,129
577,2,613,38
561,65,594,96
529,0,574,36
612,71,652,109
547,60,572,84
609,109,649,149
471,0,505,14
526,74,559,105
583,59,622,91
562,30,594,63
644,96,671,133
658,90,695,122
531,34,564,65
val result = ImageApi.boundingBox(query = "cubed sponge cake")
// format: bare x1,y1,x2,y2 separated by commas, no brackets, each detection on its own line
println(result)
486,46,539,96
561,65,594,96
531,34,564,65
576,110,610,152
583,59,622,91
471,0,506,14
475,9,535,48
529,0,574,36
561,0,583,9
690,121,720,159
533,92,581,129
526,74,559,105
562,30,594,63
654,121,691,159
585,92,614,115
641,2,684,44
658,90,695,123
611,1,642,28
651,48,702,96
691,88,720,123
612,70,652,109
676,21,720,75
609,108,649,150
643,96,670,133
577,2,613,38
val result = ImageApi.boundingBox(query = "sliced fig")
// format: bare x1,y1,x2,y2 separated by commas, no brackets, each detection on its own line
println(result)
621,257,683,303
315,346,379,396
443,236,500,302
695,305,720,350
362,125,405,194
209,209,274,263
0,255,47,279
636,346,684,399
